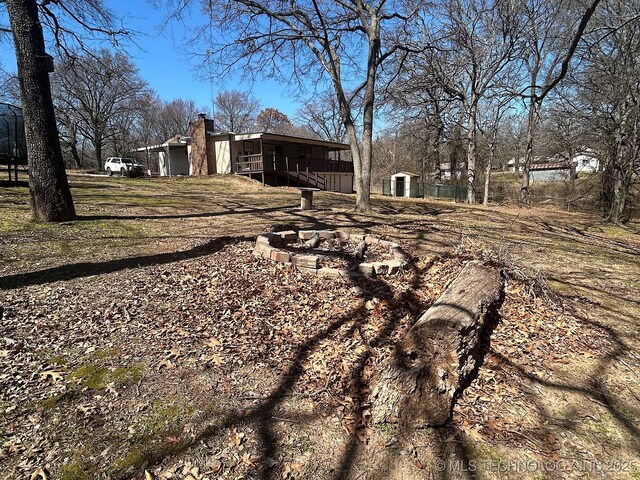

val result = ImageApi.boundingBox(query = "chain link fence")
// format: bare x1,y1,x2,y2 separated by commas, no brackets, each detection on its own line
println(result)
383,179,467,202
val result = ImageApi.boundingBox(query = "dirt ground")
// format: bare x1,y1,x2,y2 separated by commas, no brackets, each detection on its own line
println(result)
1,174,639,480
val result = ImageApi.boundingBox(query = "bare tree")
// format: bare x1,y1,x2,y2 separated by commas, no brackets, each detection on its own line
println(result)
3,0,127,221
214,90,259,133
255,108,293,134
578,0,640,223
52,49,149,170
384,63,456,183
480,95,513,205
517,0,602,204
296,90,346,143
157,98,201,139
430,0,521,203
167,0,416,212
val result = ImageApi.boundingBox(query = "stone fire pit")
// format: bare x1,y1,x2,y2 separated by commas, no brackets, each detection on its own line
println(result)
253,230,409,278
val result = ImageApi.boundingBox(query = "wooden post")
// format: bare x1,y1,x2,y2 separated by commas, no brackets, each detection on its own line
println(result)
300,189,314,210
286,157,290,186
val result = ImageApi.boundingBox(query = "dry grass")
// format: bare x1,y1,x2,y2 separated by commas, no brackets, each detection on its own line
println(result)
1,173,639,480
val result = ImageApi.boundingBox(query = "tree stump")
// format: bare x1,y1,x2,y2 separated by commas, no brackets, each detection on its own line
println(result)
299,187,319,210
369,261,504,426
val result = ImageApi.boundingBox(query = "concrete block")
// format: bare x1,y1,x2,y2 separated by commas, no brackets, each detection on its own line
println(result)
318,230,336,240
298,230,317,240
277,230,298,241
385,259,404,275
253,243,274,258
358,262,375,277
291,254,319,268
318,267,344,277
371,262,389,275
256,234,273,245
270,249,291,263
296,266,319,276
335,231,351,241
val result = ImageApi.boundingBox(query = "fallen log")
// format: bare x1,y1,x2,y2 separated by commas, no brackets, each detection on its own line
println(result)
369,261,504,427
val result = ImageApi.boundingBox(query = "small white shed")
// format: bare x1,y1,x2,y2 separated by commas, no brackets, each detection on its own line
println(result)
390,172,420,198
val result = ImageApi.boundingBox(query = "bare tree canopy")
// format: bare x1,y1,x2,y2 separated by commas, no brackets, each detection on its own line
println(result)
255,108,293,134
52,49,149,170
214,89,259,133
296,91,346,143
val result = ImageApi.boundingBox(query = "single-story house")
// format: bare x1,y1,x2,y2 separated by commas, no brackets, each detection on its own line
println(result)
508,149,601,176
389,171,420,197
134,115,354,193
529,161,574,182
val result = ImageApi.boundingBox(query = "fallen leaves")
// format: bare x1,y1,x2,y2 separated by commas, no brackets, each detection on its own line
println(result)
0,236,626,479
38,370,64,382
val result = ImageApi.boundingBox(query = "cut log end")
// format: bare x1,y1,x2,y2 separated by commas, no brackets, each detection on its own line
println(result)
369,261,505,427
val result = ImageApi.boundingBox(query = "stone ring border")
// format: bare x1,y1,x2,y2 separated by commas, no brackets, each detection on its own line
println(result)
253,230,409,278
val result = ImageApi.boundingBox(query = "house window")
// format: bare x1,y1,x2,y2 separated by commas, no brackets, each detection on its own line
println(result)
582,159,589,166
298,146,311,159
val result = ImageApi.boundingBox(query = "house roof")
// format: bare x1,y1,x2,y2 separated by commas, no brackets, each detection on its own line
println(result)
207,131,350,151
530,161,574,171
391,171,420,177
131,135,190,153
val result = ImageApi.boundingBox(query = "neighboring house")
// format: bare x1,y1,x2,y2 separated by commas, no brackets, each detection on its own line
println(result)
134,115,354,193
573,149,600,173
508,149,601,177
439,162,465,180
529,161,574,182
389,172,420,197
507,157,544,173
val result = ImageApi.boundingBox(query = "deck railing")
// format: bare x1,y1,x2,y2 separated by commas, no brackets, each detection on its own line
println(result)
235,153,353,174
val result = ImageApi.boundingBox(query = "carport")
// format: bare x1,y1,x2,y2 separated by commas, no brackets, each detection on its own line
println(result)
132,135,190,176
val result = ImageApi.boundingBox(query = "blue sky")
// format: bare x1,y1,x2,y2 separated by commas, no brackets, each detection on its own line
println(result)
0,1,301,119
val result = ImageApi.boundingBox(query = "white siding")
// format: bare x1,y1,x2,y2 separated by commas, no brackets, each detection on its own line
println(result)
158,151,168,176
215,140,232,174
321,173,353,193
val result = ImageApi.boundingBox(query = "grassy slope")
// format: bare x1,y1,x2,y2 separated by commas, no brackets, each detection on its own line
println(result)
1,174,638,479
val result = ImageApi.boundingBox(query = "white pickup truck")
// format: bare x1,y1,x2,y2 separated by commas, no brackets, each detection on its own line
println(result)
105,157,145,177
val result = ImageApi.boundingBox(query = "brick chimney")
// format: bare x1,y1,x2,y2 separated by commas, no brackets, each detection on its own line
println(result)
189,114,216,175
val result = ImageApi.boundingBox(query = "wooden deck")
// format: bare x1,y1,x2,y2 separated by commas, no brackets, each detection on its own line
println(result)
235,154,353,174
235,154,353,190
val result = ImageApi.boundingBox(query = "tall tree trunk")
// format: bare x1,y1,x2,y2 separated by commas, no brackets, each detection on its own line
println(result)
521,62,540,205
433,115,443,182
68,126,82,168
520,98,538,205
466,100,478,204
354,33,379,213
6,0,75,221
608,100,635,224
483,129,497,206
95,141,103,172
67,140,82,168
608,163,627,224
